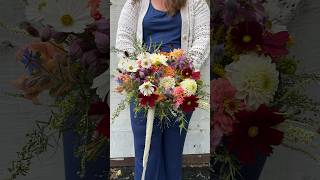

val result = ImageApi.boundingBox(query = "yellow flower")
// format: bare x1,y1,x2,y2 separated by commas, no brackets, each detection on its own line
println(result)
150,53,168,66
180,78,197,96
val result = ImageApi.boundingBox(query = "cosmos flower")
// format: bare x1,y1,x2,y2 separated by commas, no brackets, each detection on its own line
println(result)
228,105,284,164
139,81,155,96
25,0,48,22
137,53,152,69
182,68,193,78
42,0,93,33
229,21,263,52
138,94,159,108
181,95,199,112
124,60,139,73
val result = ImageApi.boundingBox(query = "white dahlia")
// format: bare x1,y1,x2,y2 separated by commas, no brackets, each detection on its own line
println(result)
42,0,93,33
159,76,175,90
225,54,279,109
180,79,198,96
139,81,155,96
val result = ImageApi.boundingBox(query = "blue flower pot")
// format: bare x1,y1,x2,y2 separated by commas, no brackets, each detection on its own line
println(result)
63,118,108,180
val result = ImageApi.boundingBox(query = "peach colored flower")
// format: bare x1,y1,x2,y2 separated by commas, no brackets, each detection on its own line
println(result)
173,86,184,97
169,49,184,59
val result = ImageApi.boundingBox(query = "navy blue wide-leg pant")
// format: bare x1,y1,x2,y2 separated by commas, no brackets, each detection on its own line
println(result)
130,103,192,180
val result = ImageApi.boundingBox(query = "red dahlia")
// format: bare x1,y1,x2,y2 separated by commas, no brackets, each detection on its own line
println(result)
181,95,199,112
262,31,290,59
227,105,284,164
230,21,263,52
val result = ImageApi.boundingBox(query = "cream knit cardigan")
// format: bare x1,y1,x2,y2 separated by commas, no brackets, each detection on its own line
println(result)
115,0,210,71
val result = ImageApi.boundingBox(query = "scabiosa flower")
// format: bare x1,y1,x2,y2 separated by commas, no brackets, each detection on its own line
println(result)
139,81,155,96
227,105,284,164
229,21,263,52
225,54,279,110
181,95,199,112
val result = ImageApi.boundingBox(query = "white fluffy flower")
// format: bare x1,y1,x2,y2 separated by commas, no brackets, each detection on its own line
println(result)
125,60,139,72
117,58,129,70
42,0,93,33
139,81,155,96
137,53,152,68
25,0,48,22
159,76,175,90
150,53,168,66
180,79,197,96
225,54,279,110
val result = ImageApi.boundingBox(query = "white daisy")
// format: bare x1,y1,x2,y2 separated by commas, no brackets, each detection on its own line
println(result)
139,81,155,96
125,60,139,72
137,53,152,69
91,69,109,101
150,53,168,66
25,0,48,22
42,0,93,33
225,54,279,110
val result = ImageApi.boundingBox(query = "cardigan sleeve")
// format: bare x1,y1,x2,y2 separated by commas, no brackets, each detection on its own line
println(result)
189,0,210,71
115,0,139,55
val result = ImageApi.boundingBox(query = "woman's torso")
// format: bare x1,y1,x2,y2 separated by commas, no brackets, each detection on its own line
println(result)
142,1,182,52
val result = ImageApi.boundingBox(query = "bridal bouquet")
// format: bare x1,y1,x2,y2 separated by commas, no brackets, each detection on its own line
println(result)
211,0,320,179
4,0,109,179
112,45,208,129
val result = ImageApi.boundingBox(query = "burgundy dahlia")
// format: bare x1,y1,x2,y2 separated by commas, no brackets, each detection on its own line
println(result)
227,105,284,164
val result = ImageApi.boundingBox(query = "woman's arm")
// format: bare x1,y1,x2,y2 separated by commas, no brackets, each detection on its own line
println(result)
189,0,210,71
115,0,140,54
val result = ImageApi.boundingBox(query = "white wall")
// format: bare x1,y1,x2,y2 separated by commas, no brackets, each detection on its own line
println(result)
109,0,211,158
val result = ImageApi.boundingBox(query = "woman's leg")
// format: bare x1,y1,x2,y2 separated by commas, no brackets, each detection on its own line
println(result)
162,113,193,180
130,103,164,180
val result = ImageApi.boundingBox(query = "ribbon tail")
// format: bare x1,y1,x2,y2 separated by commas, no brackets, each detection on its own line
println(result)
141,108,155,180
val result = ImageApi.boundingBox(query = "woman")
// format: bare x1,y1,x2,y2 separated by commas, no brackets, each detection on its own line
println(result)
115,0,209,179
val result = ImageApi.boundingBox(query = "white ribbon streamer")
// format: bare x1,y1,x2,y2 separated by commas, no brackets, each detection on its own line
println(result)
141,108,155,180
